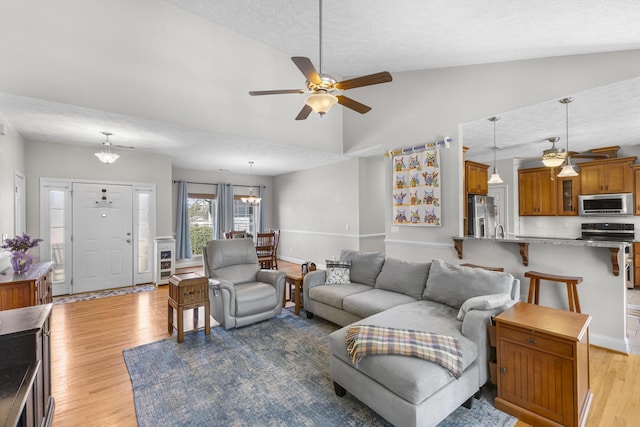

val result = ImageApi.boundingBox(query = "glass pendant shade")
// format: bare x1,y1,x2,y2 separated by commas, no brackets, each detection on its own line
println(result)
305,93,338,115
488,169,504,184
557,158,578,177
95,132,119,164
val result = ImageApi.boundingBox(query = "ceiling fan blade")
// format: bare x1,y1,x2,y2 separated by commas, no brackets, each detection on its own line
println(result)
249,89,305,96
295,104,313,120
336,95,372,114
335,71,392,90
291,57,322,85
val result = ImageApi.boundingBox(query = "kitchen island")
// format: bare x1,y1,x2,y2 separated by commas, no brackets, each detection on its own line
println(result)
453,235,629,276
447,236,630,353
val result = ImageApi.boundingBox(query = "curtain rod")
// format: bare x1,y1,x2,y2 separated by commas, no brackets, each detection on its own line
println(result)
172,180,264,189
385,137,452,157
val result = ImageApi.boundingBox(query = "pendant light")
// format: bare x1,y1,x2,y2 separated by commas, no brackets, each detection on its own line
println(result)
94,132,120,164
487,116,504,184
240,161,262,206
557,97,578,177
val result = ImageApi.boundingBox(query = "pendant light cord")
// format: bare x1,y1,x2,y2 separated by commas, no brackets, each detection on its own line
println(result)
318,0,323,74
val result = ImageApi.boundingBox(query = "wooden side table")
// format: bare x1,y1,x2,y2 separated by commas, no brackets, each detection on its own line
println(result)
495,302,592,427
168,272,210,343
285,272,304,316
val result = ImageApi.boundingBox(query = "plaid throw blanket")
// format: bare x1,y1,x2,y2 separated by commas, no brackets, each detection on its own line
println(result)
345,325,463,378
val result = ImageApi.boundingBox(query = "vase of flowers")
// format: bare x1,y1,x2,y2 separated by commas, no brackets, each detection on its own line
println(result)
2,233,43,274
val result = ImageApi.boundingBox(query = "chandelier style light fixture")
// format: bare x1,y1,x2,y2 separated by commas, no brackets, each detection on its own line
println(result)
487,116,504,184
557,97,579,177
94,132,120,164
241,161,262,206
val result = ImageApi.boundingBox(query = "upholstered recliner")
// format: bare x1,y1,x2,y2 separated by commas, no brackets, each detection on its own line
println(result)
203,238,285,329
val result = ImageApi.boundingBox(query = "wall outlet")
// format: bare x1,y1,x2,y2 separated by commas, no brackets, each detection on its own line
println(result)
391,226,400,233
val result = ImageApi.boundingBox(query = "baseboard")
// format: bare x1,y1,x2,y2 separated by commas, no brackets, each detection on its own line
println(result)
590,332,629,354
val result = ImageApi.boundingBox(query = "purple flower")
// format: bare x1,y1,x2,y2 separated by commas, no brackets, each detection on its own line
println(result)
2,233,43,253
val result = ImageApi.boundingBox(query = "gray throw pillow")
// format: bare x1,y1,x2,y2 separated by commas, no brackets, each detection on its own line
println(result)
424,259,514,309
375,258,430,300
340,249,385,286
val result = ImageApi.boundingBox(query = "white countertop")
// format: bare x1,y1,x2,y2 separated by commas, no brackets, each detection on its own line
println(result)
454,235,630,249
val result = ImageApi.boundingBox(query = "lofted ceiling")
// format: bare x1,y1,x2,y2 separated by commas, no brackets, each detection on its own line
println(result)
0,0,639,175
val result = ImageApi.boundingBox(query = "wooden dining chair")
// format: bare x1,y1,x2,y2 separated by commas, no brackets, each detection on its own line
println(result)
270,229,280,269
256,231,276,269
225,230,247,239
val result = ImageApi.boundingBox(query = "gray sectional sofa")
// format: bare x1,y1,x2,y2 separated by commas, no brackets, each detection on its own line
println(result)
303,250,520,427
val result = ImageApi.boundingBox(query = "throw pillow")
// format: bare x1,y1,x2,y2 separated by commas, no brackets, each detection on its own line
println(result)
375,258,430,300
339,249,385,286
325,260,352,284
456,293,512,321
424,260,514,309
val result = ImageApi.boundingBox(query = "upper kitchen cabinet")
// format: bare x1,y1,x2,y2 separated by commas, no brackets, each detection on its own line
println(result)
465,160,489,195
557,174,580,216
519,167,558,216
632,165,640,215
579,157,636,194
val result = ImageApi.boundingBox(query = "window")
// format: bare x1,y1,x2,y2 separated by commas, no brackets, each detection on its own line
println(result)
188,193,216,255
233,197,258,237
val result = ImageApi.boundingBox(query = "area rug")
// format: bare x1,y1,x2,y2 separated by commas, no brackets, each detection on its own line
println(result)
123,310,516,427
53,284,157,305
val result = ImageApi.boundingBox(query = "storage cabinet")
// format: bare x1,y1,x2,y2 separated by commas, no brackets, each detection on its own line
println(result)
495,303,592,427
465,161,489,195
632,165,640,215
0,262,53,311
154,237,176,286
0,304,54,427
579,157,635,194
557,174,580,216
518,167,557,216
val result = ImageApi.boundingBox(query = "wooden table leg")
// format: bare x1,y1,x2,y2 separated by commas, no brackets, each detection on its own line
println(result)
177,306,184,343
168,303,173,334
295,281,302,316
204,303,211,336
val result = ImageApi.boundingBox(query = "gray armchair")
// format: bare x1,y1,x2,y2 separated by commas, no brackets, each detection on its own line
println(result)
203,238,285,329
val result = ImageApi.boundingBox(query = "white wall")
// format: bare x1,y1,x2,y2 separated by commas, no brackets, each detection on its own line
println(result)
25,141,173,243
0,117,26,270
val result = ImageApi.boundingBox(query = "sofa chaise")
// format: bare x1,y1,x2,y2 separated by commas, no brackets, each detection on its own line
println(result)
303,250,519,427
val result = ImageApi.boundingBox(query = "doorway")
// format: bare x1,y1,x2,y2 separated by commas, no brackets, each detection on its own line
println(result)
72,183,133,293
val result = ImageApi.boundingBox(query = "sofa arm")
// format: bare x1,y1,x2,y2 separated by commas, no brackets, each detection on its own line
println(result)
302,270,326,306
256,269,286,287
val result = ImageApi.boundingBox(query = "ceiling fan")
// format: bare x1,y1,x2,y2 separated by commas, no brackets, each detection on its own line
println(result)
539,136,609,167
248,0,392,120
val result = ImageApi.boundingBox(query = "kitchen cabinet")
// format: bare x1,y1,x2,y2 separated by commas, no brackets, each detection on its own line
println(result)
634,242,640,287
579,157,635,194
495,303,592,427
518,167,557,216
557,174,580,216
465,161,489,195
0,262,53,311
0,304,54,427
632,165,640,215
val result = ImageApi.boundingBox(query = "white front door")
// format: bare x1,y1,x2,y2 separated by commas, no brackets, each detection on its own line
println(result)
72,183,133,293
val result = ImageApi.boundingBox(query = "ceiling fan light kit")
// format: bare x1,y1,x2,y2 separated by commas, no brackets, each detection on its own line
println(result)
94,132,120,164
487,116,504,184
541,137,567,167
248,0,392,120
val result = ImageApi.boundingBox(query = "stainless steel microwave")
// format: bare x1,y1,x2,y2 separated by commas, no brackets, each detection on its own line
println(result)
578,193,633,216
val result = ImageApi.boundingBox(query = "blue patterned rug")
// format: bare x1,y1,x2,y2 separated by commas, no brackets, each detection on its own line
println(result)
53,284,157,305
123,310,516,427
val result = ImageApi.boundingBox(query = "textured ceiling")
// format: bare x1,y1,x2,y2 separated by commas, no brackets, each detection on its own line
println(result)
1,0,640,175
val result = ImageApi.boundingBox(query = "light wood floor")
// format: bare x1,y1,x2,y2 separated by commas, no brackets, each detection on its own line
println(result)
50,261,640,426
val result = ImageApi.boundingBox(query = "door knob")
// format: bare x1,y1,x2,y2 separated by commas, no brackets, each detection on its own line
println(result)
126,239,131,243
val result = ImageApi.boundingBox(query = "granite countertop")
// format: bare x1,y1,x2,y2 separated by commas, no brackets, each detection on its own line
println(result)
454,235,630,249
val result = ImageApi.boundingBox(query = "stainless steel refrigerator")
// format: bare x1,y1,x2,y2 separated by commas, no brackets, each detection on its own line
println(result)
467,195,496,237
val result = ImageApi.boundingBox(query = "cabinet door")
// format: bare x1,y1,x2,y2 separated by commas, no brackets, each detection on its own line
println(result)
518,171,537,216
537,171,557,215
558,176,579,216
477,167,488,195
604,162,633,193
580,165,603,194
635,169,640,215
499,340,570,425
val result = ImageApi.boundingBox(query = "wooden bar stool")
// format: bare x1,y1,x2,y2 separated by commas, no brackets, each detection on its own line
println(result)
524,271,583,313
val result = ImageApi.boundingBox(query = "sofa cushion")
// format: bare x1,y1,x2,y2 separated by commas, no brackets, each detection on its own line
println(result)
309,283,372,310
329,300,478,404
234,282,277,316
342,289,417,319
325,260,352,284
340,250,385,287
375,258,430,300
423,260,514,309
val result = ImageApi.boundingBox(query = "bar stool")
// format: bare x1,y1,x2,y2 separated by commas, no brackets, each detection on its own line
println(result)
524,271,583,313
